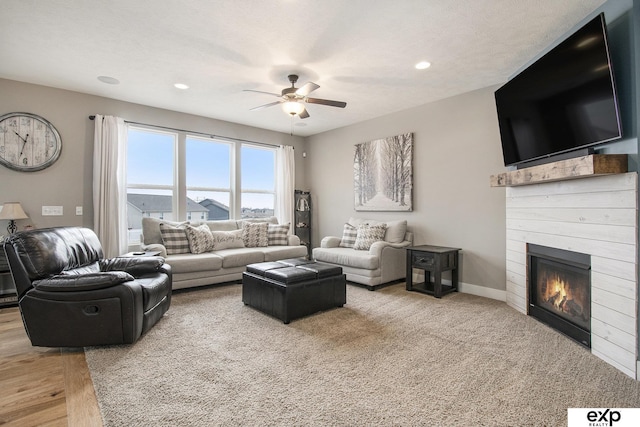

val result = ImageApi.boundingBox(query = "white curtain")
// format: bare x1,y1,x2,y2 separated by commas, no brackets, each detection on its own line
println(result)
275,145,295,230
93,115,128,257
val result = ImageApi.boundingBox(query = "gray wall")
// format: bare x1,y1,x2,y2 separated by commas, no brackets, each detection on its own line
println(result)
305,86,507,292
0,78,306,234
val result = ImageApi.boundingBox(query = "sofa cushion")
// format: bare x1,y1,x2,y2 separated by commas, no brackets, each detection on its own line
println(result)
354,223,387,250
184,224,215,254
313,247,380,270
347,217,407,243
159,223,190,255
164,252,223,274
241,216,278,225
199,219,239,232
261,245,309,262
215,248,265,268
383,220,407,243
211,229,245,250
142,217,188,245
339,223,357,248
267,223,290,246
242,222,268,248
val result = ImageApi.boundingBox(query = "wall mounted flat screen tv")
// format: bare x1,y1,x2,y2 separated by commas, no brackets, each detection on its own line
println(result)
495,13,622,168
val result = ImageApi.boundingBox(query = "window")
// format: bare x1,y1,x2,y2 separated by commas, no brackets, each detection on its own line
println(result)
241,145,275,219
126,127,277,245
186,136,231,220
126,127,176,245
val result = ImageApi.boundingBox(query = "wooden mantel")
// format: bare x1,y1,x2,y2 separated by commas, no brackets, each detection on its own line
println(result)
490,154,628,187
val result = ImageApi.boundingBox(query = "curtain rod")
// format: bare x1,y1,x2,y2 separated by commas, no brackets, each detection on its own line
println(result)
88,115,281,148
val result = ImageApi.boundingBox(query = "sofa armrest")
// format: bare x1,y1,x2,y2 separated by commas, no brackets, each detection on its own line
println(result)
100,256,166,277
141,243,167,258
368,240,412,257
33,271,135,292
287,234,301,246
321,236,341,248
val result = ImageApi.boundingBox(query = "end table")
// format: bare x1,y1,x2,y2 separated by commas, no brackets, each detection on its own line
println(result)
406,245,460,298
120,251,162,257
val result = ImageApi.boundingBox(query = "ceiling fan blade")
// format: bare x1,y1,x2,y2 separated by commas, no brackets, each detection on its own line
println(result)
299,107,310,119
243,89,281,97
306,98,347,108
250,101,282,111
296,82,320,97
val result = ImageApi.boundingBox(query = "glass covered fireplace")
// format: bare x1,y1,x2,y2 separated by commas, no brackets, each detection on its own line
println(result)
528,244,591,348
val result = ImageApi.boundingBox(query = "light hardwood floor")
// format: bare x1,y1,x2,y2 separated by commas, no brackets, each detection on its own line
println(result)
0,307,102,426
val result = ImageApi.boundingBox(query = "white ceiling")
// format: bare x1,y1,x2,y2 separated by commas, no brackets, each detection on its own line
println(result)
0,0,607,137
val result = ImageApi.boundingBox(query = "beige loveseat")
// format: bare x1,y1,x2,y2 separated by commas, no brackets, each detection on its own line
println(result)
140,217,307,290
312,218,412,290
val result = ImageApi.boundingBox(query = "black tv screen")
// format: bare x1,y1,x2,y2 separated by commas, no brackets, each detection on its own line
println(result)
495,13,622,167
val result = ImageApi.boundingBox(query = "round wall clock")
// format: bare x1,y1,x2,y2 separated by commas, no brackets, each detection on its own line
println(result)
0,112,62,172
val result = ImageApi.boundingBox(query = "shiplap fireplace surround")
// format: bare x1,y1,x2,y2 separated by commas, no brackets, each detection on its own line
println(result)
504,171,638,378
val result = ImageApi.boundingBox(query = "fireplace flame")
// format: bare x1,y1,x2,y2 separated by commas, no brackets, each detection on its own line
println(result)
540,272,587,320
548,276,568,310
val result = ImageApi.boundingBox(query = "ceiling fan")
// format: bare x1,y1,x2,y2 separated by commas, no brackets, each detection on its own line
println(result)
244,74,346,119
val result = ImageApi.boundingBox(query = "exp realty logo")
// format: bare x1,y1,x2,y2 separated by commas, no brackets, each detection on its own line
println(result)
568,408,640,427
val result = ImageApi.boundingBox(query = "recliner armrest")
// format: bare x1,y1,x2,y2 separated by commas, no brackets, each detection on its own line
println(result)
33,271,134,292
100,256,166,277
321,236,341,248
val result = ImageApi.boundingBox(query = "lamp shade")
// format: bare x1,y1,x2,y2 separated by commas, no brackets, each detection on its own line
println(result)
282,101,305,116
0,202,29,220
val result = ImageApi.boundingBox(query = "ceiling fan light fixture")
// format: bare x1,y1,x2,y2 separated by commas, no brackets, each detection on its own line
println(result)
282,100,305,116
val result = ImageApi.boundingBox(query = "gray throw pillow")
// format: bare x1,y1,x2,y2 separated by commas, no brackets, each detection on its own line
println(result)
353,223,387,250
159,223,190,255
267,223,290,246
339,223,357,248
185,224,214,254
242,222,268,248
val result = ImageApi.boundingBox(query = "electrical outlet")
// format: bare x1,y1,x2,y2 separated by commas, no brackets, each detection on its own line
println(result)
42,206,63,216
76,206,83,215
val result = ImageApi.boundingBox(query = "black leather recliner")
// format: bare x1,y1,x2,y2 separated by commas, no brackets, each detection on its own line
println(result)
3,226,172,347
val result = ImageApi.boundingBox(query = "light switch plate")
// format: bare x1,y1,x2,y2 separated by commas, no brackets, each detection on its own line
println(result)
42,206,63,216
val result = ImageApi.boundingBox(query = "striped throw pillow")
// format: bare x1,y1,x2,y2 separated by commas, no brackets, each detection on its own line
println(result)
267,223,290,246
339,223,357,248
159,223,190,255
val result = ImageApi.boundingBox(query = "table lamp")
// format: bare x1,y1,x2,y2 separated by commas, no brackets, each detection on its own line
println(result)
0,202,29,234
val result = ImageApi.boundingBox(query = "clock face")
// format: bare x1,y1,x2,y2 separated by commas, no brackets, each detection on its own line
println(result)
0,112,62,172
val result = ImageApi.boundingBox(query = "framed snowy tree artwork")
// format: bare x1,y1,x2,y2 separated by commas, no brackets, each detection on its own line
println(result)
354,133,413,211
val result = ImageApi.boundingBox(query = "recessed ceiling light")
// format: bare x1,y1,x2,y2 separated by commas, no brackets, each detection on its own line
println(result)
174,83,189,90
97,76,120,85
415,61,431,70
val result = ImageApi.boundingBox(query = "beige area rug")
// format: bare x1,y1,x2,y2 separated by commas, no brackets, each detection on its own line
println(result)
85,283,640,426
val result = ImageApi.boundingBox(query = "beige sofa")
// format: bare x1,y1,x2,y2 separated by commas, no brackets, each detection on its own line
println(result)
140,217,307,290
312,218,412,290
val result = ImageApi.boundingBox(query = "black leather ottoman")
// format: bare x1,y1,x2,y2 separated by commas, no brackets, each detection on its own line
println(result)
242,259,346,324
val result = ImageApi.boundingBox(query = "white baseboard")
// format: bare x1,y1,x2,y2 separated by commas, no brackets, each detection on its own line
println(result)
458,281,506,301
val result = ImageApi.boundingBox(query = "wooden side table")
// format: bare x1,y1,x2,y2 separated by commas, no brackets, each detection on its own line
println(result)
406,245,460,298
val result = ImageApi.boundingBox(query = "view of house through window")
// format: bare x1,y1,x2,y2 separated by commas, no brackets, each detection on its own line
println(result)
126,127,176,245
126,127,277,245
